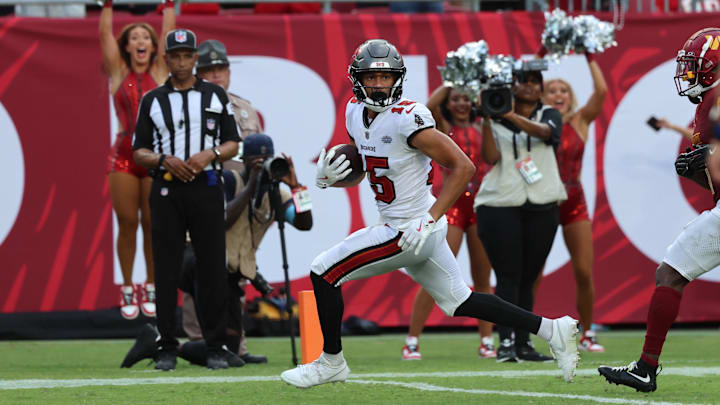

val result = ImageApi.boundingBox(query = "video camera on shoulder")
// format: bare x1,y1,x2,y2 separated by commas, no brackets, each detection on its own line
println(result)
480,58,548,118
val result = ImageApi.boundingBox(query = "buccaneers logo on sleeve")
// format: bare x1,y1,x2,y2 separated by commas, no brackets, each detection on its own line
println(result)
414,113,425,127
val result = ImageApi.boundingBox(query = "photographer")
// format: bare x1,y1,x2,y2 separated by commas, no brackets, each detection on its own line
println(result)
474,67,567,363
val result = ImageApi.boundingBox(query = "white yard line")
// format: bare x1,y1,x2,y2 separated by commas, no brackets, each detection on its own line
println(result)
350,379,701,405
351,366,720,379
0,366,717,391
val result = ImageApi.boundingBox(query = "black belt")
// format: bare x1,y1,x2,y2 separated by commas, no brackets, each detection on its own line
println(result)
151,169,219,184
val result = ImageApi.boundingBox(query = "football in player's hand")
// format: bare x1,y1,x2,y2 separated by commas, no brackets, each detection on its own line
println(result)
329,144,364,183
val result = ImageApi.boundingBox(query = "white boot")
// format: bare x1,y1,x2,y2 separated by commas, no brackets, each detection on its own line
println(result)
548,316,580,382
280,353,350,388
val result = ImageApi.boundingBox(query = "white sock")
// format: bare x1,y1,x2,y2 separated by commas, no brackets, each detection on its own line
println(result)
537,318,553,341
405,336,418,346
322,351,345,366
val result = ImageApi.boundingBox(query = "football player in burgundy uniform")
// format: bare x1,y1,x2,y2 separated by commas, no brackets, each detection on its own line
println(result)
599,27,720,392
280,39,580,388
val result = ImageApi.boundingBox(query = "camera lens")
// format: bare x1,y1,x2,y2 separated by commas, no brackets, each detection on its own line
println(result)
488,92,505,108
265,157,290,179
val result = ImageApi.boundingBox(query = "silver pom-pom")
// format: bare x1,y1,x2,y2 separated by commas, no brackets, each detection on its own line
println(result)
541,9,575,61
439,40,489,102
573,15,617,54
541,11,617,60
484,55,515,86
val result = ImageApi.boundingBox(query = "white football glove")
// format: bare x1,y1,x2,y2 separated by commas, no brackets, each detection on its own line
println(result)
315,147,352,189
397,212,436,255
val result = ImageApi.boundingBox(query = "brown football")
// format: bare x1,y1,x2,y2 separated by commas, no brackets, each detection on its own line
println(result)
329,143,364,183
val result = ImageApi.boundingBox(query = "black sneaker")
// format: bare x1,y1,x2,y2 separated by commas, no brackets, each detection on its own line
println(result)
598,360,659,392
155,349,177,371
226,350,246,368
496,339,518,363
517,342,554,362
121,323,159,368
240,353,268,364
207,350,229,370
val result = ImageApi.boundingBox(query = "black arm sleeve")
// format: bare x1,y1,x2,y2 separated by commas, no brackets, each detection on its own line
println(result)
217,90,241,144
540,107,562,147
132,94,155,150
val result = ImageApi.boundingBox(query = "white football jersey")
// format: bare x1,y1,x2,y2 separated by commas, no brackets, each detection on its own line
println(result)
345,97,436,225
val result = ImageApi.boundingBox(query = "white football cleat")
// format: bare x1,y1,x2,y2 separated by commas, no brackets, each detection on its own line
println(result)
281,354,350,388
548,316,580,382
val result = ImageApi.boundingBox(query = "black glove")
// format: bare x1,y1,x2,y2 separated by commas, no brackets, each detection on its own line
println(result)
675,145,709,178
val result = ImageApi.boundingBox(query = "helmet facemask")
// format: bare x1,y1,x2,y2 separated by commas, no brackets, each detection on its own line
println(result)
350,68,406,112
675,46,720,98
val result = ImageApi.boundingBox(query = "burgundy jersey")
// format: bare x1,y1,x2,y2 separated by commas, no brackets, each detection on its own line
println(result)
691,86,720,146
689,86,720,201
113,71,156,136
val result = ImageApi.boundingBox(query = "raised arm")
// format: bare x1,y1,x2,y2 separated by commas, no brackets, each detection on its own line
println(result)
577,55,608,125
411,128,475,221
153,0,176,76
99,0,123,81
426,85,451,128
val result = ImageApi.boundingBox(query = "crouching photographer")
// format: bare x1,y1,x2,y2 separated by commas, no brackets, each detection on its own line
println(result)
474,61,568,363
121,134,313,368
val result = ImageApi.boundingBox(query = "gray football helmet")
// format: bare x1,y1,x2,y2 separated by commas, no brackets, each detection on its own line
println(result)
348,39,406,112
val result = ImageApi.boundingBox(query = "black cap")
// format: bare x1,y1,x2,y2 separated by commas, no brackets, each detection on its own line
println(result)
165,29,197,53
243,133,274,158
197,39,229,69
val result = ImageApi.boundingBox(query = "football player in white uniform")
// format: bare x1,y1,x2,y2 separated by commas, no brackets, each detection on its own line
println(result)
280,39,580,388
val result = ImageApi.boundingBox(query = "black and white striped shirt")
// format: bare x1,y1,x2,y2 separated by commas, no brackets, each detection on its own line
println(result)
133,77,241,170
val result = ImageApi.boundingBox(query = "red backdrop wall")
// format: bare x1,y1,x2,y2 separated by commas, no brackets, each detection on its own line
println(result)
0,12,718,327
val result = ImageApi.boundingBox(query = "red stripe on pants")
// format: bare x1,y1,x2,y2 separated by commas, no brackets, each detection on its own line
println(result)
324,237,402,285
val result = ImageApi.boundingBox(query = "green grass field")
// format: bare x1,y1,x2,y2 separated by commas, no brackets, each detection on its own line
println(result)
0,329,718,404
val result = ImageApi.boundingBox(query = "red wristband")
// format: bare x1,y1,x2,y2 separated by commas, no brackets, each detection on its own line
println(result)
103,0,112,8
585,52,597,63
536,44,548,58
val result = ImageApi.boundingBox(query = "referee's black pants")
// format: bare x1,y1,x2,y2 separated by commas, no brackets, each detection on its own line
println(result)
476,203,559,346
150,172,228,353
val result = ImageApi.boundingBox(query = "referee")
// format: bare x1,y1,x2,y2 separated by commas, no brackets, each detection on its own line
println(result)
132,28,240,371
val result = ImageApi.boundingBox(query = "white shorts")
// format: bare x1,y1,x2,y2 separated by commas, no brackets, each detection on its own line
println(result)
663,201,720,281
310,217,472,316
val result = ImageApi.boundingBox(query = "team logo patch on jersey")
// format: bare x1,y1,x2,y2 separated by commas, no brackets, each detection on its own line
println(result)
206,118,216,131
414,114,425,127
160,187,169,197
175,30,187,43
365,131,370,140
382,135,392,144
